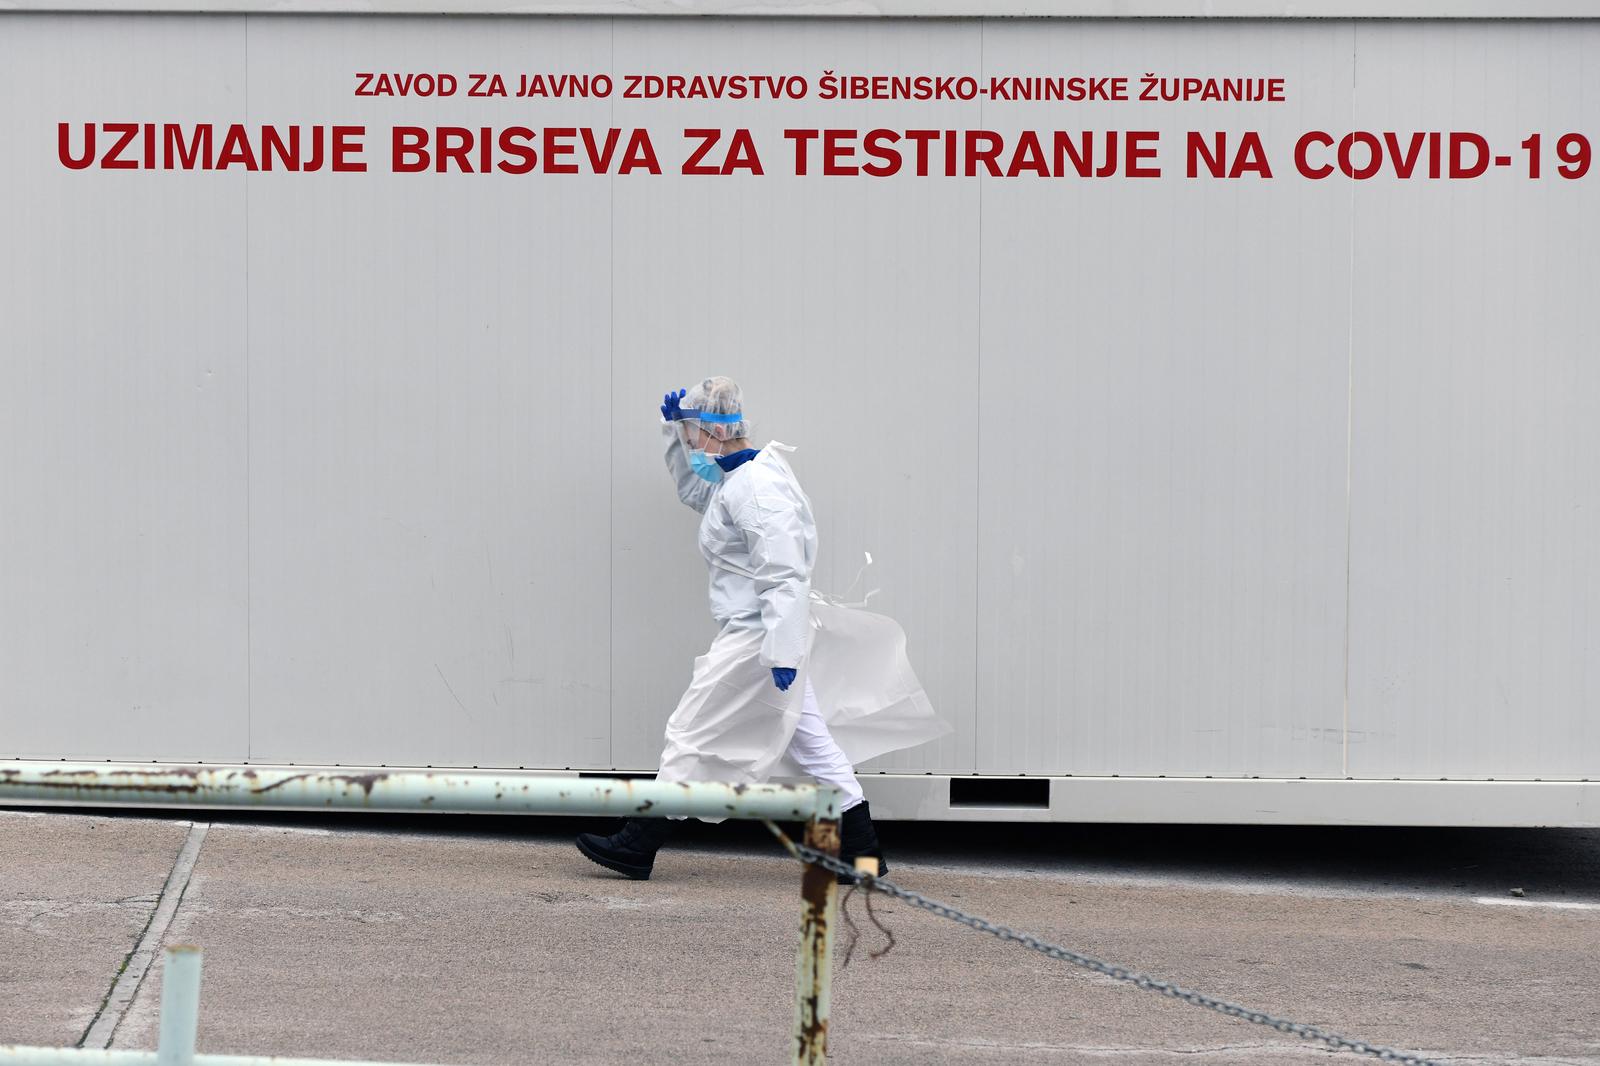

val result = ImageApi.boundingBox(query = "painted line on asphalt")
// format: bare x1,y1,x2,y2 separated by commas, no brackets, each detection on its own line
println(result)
79,821,210,1049
1472,897,1600,911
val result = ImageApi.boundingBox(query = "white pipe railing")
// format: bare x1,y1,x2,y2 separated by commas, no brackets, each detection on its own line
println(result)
0,763,843,1066
0,762,831,822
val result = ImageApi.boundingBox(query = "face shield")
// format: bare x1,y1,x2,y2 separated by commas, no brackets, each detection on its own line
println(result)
678,408,744,484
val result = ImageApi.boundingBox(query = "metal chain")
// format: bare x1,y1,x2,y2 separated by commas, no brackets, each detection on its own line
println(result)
788,839,1446,1066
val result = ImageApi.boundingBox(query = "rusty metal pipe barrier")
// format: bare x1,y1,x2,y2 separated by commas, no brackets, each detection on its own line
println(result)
0,762,844,1066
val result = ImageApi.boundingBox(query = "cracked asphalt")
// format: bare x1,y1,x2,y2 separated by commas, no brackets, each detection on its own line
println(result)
1,808,1597,1064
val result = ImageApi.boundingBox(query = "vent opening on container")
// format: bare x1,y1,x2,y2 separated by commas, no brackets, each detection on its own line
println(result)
949,777,1050,809
577,771,657,780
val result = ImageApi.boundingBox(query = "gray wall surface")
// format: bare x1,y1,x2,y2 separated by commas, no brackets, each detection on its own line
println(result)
6,2,1599,18
1,14,1595,783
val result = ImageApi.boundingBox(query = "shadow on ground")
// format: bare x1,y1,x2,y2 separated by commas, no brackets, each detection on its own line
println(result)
14,805,1600,903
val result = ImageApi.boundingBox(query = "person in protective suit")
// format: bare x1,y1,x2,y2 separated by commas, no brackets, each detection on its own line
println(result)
576,376,939,882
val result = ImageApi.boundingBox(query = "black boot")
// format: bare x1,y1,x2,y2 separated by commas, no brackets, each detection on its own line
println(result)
575,818,672,880
837,801,888,884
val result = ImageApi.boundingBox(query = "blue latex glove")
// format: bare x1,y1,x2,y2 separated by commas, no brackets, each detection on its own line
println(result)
771,667,797,692
660,387,687,421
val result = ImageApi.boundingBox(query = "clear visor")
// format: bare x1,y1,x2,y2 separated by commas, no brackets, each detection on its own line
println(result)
678,411,742,456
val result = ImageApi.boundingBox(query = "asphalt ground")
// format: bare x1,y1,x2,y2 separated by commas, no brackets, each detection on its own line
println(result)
2,807,1597,1065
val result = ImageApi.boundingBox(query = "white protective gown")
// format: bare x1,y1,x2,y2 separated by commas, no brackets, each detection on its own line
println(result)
655,422,951,789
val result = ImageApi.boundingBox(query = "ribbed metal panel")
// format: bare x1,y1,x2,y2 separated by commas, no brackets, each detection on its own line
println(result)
1345,22,1600,780
6,1,1599,18
973,21,1354,777
2,13,1596,807
0,16,251,762
240,16,617,769
603,17,984,774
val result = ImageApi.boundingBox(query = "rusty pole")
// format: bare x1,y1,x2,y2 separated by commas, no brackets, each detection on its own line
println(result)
0,763,822,823
793,786,842,1066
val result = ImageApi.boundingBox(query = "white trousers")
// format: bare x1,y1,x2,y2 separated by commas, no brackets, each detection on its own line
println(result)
789,678,866,812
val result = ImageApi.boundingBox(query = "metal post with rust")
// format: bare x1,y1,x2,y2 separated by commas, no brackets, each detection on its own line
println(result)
0,763,823,823
793,785,842,1066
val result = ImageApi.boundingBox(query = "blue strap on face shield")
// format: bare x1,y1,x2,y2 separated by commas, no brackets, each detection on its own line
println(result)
681,410,743,424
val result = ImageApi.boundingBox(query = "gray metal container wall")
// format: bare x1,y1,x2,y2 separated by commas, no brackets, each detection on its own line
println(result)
2,12,1596,820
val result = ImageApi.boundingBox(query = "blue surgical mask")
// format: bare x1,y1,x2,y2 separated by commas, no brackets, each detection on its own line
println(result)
689,450,724,484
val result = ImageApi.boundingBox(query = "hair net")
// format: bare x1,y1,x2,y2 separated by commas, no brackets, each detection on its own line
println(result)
682,376,748,441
